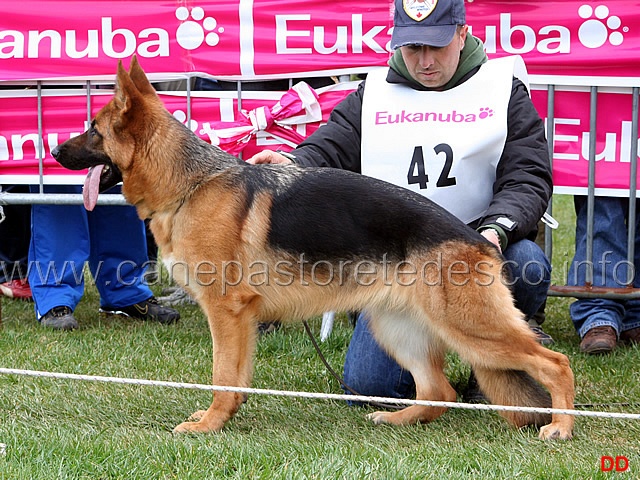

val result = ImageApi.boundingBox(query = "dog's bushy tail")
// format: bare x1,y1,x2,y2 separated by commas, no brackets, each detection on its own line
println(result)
473,367,552,428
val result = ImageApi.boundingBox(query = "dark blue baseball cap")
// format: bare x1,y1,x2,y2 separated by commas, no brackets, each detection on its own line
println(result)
391,0,466,49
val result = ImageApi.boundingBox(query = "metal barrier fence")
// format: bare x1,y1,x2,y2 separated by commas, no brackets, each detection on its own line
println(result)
540,83,640,300
1,77,640,300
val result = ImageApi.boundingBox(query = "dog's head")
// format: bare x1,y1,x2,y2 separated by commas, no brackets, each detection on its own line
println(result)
51,55,161,210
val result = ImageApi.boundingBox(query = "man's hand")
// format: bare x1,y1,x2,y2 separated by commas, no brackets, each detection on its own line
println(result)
480,228,502,253
246,150,293,165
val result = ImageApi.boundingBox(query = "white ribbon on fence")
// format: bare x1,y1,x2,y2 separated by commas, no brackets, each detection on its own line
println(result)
206,82,322,155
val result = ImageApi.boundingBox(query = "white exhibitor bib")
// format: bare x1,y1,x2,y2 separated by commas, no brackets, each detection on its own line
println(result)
361,56,527,224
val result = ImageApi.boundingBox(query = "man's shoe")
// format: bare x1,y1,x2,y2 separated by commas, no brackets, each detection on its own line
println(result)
580,326,617,354
100,297,180,324
0,278,33,301
157,286,197,306
143,262,160,284
461,371,488,404
620,327,640,345
40,306,78,330
160,286,180,296
530,325,554,346
257,321,281,335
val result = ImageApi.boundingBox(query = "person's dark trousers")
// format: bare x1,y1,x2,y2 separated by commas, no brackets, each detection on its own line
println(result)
0,185,31,283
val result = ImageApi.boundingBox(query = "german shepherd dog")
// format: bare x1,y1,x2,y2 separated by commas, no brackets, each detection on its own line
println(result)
52,56,574,440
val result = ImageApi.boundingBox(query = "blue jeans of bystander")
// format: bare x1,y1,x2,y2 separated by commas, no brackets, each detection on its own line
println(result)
568,196,640,339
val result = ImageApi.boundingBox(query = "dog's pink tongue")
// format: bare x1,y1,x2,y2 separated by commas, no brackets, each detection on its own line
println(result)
83,165,104,211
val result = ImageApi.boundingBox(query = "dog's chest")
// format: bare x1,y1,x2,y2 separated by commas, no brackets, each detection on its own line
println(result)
148,213,175,254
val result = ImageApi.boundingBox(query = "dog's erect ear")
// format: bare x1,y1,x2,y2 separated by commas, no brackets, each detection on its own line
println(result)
128,55,159,97
113,59,138,117
111,56,159,131
113,61,148,128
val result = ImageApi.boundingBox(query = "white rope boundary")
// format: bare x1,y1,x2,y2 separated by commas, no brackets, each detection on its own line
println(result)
2,367,640,420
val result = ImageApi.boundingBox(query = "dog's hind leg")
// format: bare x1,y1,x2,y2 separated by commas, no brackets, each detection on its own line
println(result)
173,295,260,434
446,301,575,440
365,313,457,426
469,342,574,440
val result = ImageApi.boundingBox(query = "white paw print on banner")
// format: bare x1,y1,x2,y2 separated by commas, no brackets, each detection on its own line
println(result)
577,4,626,49
175,6,223,50
172,110,198,132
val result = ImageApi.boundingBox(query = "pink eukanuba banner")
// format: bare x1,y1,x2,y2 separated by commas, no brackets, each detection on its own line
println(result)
1,1,639,80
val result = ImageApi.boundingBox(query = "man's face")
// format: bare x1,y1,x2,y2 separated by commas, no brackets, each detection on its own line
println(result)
400,25,468,89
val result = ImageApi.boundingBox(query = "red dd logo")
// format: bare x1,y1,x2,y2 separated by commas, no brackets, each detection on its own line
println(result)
600,456,629,472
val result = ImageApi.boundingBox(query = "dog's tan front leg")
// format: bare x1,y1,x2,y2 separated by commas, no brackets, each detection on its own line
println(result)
173,299,258,434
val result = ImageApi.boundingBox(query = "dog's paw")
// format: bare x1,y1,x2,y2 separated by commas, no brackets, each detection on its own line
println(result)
538,423,573,440
173,410,227,434
173,421,205,434
187,410,207,422
172,419,224,434
366,411,392,425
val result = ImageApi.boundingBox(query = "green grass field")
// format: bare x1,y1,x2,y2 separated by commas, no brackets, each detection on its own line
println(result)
1,195,639,479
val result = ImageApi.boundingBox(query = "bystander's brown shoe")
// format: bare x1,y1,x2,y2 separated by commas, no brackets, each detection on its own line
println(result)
579,326,617,354
620,327,640,345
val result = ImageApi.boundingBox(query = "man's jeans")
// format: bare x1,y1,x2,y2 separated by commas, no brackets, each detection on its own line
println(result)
568,196,640,338
342,238,551,401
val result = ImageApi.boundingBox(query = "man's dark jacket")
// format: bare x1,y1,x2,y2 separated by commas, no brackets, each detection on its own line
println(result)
288,35,552,249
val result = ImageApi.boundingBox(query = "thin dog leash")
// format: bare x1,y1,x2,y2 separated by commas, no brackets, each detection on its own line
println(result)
301,319,404,410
